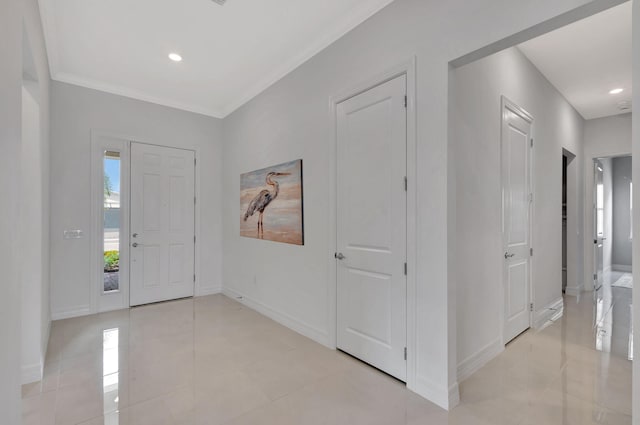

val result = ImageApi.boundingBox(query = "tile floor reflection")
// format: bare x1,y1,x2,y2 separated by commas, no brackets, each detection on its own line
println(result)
22,290,632,425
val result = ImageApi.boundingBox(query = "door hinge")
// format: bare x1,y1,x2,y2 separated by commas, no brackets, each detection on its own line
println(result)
404,176,407,191
530,138,534,148
594,273,597,280
193,274,196,283
404,347,407,360
194,197,197,205
529,193,533,202
404,263,407,275
404,95,407,108
194,158,197,166
530,248,533,256
529,303,534,312
194,235,196,244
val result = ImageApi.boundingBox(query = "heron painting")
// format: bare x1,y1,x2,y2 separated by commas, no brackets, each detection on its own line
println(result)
240,159,304,245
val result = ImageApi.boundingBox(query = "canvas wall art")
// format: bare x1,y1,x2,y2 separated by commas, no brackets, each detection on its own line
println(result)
240,159,304,245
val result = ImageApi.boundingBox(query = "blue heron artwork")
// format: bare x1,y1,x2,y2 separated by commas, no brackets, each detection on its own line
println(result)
240,159,304,245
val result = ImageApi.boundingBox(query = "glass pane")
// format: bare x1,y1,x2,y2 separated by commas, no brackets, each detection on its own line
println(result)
104,151,121,293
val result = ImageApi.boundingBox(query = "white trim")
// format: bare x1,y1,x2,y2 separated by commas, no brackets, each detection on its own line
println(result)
328,57,419,393
457,338,504,382
21,361,43,385
90,133,131,314
222,287,330,348
500,96,535,345
38,0,394,119
613,264,633,272
54,72,224,118
196,286,222,297
533,297,564,329
51,306,91,321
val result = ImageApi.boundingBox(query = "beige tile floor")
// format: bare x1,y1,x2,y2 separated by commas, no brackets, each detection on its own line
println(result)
23,289,632,425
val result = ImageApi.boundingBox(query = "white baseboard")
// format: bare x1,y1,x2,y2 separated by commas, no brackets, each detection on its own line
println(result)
51,306,91,321
533,297,564,329
196,285,222,296
457,338,504,382
22,361,43,385
613,264,632,272
413,374,458,410
221,287,330,348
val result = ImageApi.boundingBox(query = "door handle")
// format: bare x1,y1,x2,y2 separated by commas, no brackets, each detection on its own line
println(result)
132,233,139,238
504,252,515,259
335,252,345,260
132,242,139,248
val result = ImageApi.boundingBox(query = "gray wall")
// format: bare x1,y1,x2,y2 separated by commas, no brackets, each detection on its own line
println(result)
221,0,608,407
453,47,584,371
50,82,224,318
612,156,633,268
0,0,24,420
21,0,53,384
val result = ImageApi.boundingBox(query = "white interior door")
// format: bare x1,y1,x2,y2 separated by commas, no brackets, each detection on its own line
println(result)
336,74,407,381
502,99,533,344
594,159,604,291
130,143,195,306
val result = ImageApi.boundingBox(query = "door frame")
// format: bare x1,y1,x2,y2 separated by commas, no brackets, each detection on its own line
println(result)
90,131,201,314
500,96,534,345
584,151,631,294
328,57,417,390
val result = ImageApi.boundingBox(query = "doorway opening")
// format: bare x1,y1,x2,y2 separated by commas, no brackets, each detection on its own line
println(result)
593,155,633,360
562,149,577,296
450,0,632,415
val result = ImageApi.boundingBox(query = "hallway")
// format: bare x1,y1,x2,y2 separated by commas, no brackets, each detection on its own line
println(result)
23,285,632,425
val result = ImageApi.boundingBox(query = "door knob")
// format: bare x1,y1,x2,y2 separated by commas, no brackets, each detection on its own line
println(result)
504,252,515,259
132,242,139,248
132,233,139,238
335,252,345,260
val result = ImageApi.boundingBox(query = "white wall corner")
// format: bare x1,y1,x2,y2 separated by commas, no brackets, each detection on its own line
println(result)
21,361,43,385
41,318,51,367
533,297,564,329
51,305,91,321
448,382,460,409
221,287,330,348
457,338,504,383
413,374,457,411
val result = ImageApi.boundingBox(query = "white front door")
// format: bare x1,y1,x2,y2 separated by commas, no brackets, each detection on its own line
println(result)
130,143,195,306
336,74,407,381
501,98,533,344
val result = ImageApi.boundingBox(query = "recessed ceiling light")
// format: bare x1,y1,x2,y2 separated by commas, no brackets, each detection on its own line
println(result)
168,53,183,62
609,88,624,94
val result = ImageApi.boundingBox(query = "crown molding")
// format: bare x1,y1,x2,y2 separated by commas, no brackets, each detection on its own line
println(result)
38,0,396,119
53,72,224,118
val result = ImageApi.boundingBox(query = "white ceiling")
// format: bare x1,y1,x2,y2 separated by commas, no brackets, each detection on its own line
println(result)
518,2,632,120
39,0,395,118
